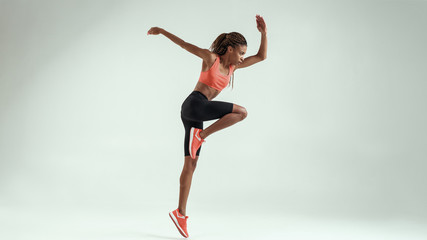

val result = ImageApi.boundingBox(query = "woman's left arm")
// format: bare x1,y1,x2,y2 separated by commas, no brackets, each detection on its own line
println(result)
235,15,267,70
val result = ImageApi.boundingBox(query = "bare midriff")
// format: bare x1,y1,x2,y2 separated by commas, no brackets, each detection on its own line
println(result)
193,81,221,101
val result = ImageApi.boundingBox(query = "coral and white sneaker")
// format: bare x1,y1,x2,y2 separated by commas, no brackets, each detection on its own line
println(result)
169,209,189,238
189,127,205,159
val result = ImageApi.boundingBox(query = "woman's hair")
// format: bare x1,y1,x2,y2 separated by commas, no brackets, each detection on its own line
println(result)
210,32,247,55
210,32,247,88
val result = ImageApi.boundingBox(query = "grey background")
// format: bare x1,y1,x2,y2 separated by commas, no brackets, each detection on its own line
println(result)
1,0,426,228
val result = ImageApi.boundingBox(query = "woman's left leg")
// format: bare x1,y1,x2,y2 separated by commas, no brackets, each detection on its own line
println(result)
199,104,247,139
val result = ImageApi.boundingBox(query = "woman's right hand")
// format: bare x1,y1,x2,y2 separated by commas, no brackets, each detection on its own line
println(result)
147,27,163,35
256,15,267,34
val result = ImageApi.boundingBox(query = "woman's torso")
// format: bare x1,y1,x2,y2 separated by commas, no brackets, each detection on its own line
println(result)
194,81,219,100
193,53,233,101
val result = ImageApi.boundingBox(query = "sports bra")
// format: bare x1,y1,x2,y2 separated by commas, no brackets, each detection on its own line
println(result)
198,56,235,91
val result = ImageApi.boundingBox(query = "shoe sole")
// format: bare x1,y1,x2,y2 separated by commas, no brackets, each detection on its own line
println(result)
189,127,195,159
169,211,189,238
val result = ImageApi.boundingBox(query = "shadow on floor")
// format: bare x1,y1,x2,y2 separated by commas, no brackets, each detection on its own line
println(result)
134,232,183,240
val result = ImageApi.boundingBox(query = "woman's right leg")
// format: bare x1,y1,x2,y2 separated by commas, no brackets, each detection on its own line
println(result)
178,110,202,216
178,155,198,216
177,92,247,215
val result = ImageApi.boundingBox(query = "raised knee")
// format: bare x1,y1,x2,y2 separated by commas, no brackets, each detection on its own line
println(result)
232,105,248,121
240,107,248,120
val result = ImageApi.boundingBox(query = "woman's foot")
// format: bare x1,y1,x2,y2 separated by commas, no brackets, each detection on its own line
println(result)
169,209,189,238
189,127,205,159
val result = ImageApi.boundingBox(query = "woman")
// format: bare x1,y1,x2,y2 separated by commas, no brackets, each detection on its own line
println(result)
148,15,267,238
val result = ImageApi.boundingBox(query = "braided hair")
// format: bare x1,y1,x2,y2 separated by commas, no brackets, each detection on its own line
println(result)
210,32,247,88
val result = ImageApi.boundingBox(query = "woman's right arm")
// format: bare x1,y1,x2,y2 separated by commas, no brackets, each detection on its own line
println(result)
148,27,213,62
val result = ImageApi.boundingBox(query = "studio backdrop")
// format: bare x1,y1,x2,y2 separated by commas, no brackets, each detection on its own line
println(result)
1,0,426,221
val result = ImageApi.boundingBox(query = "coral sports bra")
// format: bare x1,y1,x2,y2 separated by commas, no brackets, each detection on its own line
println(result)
198,56,235,91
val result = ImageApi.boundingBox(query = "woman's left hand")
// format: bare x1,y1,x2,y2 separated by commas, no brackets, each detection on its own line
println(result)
256,15,267,34
147,27,163,35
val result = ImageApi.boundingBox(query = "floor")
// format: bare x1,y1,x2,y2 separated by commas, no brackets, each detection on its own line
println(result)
1,204,427,240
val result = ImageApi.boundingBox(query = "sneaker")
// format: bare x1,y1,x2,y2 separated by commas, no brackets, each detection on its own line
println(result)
189,127,205,159
169,209,189,238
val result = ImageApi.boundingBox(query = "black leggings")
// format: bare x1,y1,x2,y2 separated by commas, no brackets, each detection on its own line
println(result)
181,91,233,156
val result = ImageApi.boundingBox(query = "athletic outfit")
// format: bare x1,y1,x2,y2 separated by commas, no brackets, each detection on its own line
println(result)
181,56,235,158
170,56,235,238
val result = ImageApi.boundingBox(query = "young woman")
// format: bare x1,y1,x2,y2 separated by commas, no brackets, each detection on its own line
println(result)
148,15,267,238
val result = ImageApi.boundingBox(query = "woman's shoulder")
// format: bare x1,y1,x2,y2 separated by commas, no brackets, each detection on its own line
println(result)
207,52,218,64
201,52,218,70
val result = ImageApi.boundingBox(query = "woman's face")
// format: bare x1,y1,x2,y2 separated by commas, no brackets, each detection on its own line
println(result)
228,45,247,65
